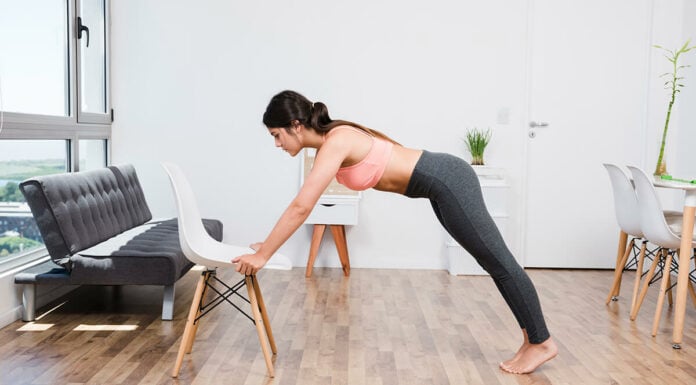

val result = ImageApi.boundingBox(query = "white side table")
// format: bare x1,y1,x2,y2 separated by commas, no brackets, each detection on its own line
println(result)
304,196,359,277
301,149,360,277
446,166,509,275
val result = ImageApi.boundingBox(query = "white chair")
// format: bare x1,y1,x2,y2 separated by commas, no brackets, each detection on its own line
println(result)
603,164,661,312
162,162,292,378
627,166,696,336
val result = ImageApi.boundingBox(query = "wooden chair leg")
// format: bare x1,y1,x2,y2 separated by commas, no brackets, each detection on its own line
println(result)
330,225,351,277
629,241,648,315
251,275,277,354
172,272,208,378
185,273,211,354
667,272,674,307
306,224,326,278
652,253,674,336
631,249,663,321
606,238,634,304
614,231,629,296
246,275,275,378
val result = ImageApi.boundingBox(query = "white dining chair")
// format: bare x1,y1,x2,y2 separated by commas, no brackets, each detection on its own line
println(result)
627,166,696,336
603,164,663,312
162,162,292,378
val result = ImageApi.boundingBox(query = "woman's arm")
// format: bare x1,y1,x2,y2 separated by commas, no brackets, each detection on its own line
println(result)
232,140,349,275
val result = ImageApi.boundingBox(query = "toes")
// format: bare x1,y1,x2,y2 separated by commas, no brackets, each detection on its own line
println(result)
499,363,516,374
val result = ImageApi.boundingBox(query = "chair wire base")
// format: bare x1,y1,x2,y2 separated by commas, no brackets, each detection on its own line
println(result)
171,269,276,378
194,269,255,324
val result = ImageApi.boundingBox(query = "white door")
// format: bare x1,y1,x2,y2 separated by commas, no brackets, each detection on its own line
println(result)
524,0,651,268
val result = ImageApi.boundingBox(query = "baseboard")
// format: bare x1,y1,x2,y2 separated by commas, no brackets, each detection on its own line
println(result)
0,305,22,329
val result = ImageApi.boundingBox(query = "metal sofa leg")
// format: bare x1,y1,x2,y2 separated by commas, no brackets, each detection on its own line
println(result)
22,284,36,321
162,284,175,320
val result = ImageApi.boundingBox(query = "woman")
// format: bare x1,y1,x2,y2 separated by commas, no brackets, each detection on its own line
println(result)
233,90,557,374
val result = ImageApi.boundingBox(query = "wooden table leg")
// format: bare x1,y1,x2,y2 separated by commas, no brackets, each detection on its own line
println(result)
330,225,351,277
306,224,327,278
673,203,696,348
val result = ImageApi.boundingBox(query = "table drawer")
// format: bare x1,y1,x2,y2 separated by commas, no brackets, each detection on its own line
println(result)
306,202,358,225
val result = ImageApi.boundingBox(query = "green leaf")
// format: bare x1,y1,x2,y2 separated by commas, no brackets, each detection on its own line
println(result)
680,40,690,52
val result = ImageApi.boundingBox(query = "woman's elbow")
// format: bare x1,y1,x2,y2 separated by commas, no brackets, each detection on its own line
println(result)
290,202,313,219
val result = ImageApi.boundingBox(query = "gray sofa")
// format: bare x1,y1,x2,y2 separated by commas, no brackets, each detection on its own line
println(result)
14,164,222,321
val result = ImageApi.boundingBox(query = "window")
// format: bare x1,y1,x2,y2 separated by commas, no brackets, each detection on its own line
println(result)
0,0,111,270
77,0,110,122
79,139,108,171
0,0,69,116
0,141,68,264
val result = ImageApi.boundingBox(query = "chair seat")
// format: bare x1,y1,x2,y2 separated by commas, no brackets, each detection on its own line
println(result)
666,211,696,241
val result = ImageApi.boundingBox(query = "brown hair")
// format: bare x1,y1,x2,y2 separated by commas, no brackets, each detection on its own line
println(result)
262,90,400,145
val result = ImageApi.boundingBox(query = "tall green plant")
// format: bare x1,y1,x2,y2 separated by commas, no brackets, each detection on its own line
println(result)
463,127,491,166
654,40,695,176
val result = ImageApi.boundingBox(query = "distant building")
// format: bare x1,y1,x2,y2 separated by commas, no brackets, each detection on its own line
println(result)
0,202,42,242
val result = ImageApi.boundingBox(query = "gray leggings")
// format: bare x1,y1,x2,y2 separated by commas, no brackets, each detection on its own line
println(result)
405,151,550,344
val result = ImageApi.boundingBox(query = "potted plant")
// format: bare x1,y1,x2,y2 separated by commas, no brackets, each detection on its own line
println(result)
463,127,492,166
653,40,695,176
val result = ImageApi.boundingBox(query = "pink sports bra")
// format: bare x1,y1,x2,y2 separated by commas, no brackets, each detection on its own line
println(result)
331,127,394,191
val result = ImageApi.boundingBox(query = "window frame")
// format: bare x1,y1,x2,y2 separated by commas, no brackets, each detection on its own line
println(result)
76,0,111,124
0,0,112,272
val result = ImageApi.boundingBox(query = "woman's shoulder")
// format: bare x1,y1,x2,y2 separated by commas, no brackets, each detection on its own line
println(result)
327,124,363,134
319,125,372,159
326,125,372,139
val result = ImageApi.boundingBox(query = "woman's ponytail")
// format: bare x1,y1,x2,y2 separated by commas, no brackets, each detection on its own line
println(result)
309,102,332,134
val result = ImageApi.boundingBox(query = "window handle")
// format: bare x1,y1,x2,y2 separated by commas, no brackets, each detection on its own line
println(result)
77,16,90,47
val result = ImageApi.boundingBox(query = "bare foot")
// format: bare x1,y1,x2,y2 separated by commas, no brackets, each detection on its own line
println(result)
500,329,530,369
500,337,558,374
500,342,529,369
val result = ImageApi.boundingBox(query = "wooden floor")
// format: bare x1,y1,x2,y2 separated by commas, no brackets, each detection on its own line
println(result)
1,267,696,385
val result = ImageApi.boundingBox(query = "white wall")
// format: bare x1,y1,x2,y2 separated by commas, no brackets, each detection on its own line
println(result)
110,0,529,270
109,0,691,271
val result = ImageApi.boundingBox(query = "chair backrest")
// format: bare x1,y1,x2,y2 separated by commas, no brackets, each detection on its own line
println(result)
603,163,643,237
163,162,293,271
162,162,217,268
626,166,681,249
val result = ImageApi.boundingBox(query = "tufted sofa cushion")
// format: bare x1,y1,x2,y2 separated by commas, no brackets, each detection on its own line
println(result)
19,165,152,267
14,218,223,286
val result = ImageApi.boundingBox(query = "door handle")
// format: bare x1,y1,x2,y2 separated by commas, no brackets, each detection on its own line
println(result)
529,121,549,128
